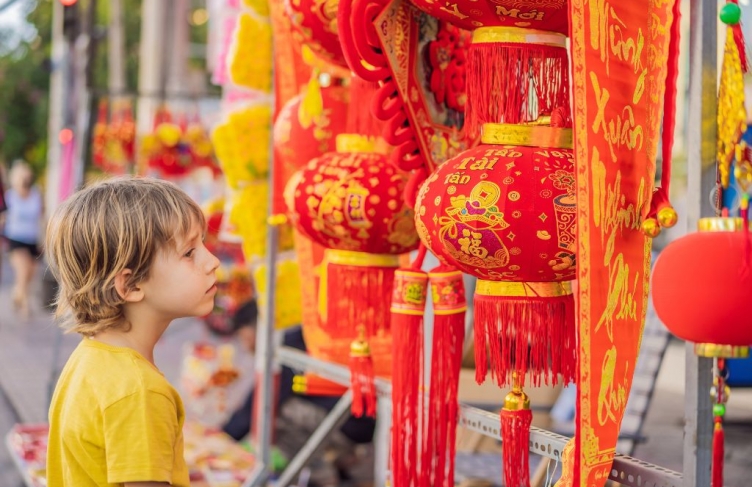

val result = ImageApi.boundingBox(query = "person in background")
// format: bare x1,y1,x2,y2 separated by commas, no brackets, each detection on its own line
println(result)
1,161,43,319
223,300,375,486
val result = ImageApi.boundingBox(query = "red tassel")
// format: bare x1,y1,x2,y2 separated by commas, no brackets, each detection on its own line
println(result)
501,407,532,487
474,281,576,387
712,417,724,487
350,339,377,418
390,264,428,487
322,250,397,339
466,42,570,139
423,267,467,487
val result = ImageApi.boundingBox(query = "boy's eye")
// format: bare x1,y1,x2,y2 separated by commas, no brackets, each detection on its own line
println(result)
184,249,195,258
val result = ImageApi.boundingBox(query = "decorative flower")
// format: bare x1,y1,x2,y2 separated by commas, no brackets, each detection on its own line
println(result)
549,169,576,193
229,13,273,92
253,258,303,329
211,104,272,188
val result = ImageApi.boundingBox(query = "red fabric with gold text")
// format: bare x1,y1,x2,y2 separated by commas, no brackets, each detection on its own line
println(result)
559,1,677,485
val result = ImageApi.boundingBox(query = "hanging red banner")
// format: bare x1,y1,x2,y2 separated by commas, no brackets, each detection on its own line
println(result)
562,0,678,485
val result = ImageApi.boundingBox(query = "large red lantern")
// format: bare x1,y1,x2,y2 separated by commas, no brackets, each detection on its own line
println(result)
285,0,348,69
651,215,752,487
652,217,752,348
415,122,577,387
273,79,349,189
407,0,569,34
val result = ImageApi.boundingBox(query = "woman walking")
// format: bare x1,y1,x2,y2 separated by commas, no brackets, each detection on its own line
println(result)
2,161,43,319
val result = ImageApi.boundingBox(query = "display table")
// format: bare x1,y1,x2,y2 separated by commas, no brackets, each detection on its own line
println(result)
5,421,256,487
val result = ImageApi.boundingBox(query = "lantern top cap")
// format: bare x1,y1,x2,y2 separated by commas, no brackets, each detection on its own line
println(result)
698,216,752,232
694,343,749,358
472,26,567,47
336,134,388,154
480,123,573,149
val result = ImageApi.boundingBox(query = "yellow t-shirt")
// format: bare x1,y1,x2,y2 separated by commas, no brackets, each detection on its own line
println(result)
47,338,190,486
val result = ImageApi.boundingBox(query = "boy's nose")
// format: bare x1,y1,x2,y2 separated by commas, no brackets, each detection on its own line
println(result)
208,251,220,273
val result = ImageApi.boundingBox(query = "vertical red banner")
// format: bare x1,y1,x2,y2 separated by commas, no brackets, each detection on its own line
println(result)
563,1,678,485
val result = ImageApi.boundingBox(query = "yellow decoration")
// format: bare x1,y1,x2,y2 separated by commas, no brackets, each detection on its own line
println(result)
156,123,182,148
229,13,273,92
241,0,269,16
299,70,324,129
253,258,303,329
211,104,272,188
718,28,747,188
228,182,269,259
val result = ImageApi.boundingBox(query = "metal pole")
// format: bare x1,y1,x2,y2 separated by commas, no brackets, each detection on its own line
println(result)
274,391,354,487
684,0,717,485
107,0,126,97
373,395,392,487
45,0,67,211
165,0,191,110
243,94,279,487
136,0,167,165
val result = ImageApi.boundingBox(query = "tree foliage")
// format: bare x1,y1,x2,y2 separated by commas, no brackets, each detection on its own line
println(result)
0,0,144,176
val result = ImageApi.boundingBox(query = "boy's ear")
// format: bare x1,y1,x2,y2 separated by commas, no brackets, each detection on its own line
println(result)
114,269,145,303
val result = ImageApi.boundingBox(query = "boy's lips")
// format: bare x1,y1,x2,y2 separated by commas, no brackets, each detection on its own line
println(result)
206,282,217,294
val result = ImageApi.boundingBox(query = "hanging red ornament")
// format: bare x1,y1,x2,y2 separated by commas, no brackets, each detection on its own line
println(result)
286,134,421,416
285,0,349,69
423,266,467,487
415,122,577,388
651,216,752,348
465,26,570,138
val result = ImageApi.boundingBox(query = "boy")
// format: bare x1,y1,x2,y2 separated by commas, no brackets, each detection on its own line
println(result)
45,177,220,486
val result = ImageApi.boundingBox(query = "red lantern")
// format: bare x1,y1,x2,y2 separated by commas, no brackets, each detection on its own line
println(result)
287,135,419,256
286,134,420,415
274,80,349,189
285,0,348,69
415,122,577,387
407,0,569,34
652,217,752,348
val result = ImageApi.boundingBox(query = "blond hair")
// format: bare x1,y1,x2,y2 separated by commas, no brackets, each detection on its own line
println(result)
45,177,206,335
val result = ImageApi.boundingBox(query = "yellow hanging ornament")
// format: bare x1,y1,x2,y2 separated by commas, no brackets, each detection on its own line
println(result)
718,27,748,188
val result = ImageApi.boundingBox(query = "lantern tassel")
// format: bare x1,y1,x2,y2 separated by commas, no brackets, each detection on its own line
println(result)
424,266,467,487
501,382,532,487
466,36,570,139
319,249,398,337
712,417,724,487
474,281,576,387
350,330,377,418
390,247,428,487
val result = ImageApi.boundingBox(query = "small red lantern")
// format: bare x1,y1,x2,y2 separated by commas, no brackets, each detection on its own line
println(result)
652,217,752,348
407,0,569,33
285,0,348,69
415,122,577,387
288,135,419,256
273,80,349,190
286,134,420,416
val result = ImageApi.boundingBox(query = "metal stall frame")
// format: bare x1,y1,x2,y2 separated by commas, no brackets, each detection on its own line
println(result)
243,0,716,484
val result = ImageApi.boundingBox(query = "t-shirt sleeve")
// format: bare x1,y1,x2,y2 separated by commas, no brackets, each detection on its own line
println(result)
103,389,181,484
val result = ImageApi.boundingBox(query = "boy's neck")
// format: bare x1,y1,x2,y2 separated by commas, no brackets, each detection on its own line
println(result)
92,313,170,365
